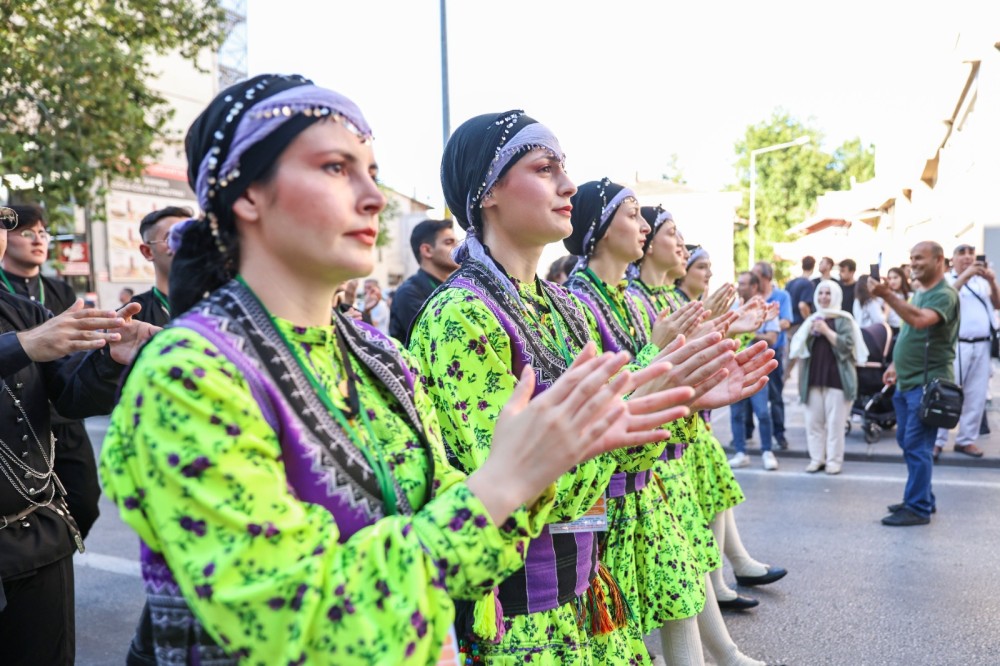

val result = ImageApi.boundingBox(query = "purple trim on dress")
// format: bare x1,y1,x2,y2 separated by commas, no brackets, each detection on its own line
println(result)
659,442,689,461
568,288,620,354
184,312,373,542
606,470,651,498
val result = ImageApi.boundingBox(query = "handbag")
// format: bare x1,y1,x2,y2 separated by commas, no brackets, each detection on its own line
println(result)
963,283,1000,359
918,332,964,429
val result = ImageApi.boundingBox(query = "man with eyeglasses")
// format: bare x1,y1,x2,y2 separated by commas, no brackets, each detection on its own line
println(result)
129,206,192,327
1,204,103,541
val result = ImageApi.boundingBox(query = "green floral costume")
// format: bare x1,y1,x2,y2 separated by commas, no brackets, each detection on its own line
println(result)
565,273,709,634
100,302,555,665
411,274,655,665
631,281,745,523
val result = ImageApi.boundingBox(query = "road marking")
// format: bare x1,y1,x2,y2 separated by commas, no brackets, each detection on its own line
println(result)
74,551,141,578
732,468,1000,490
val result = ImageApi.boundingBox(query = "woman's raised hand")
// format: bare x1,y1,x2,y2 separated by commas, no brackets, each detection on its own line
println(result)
651,301,704,349
727,298,766,336
703,283,737,319
689,340,777,410
467,342,692,523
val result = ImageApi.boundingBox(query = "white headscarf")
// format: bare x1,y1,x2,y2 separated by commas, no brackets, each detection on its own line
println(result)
789,279,868,365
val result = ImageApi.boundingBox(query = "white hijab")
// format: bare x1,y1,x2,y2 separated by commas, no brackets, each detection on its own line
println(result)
789,279,868,365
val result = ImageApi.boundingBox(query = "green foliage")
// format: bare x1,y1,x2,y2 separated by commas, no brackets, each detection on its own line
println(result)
0,1,226,229
376,184,398,249
660,153,687,185
731,109,875,278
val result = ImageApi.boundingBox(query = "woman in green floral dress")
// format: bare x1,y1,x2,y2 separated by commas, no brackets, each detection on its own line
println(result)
631,225,784,665
98,76,688,666
409,111,766,665
564,181,770,666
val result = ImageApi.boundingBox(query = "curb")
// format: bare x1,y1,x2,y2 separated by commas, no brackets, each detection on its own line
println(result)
721,446,1000,469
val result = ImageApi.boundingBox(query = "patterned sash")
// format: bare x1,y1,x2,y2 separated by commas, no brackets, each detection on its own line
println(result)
565,274,650,355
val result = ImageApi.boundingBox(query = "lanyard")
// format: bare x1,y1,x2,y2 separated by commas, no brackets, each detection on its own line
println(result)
152,287,170,314
0,269,44,305
582,268,635,339
236,276,399,516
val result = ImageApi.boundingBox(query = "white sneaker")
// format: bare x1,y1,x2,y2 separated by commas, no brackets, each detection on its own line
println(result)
728,452,750,468
805,460,824,473
762,451,779,471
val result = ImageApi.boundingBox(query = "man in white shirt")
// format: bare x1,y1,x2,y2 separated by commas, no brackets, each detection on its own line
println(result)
935,243,1000,458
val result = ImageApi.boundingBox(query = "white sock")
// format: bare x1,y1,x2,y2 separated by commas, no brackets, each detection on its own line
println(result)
697,582,766,666
658,617,706,666
723,509,767,578
709,513,737,600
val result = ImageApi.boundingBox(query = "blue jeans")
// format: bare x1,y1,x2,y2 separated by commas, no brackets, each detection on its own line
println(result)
768,349,786,437
731,387,773,453
892,386,936,517
745,346,786,438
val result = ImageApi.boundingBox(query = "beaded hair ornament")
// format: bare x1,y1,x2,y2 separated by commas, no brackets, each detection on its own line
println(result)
578,178,638,260
171,77,374,258
465,113,566,232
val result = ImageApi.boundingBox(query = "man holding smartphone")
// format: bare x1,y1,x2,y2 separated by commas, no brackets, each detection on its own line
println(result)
933,243,1000,459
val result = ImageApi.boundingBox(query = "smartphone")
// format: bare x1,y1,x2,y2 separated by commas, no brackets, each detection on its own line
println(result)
869,263,880,282
976,254,987,264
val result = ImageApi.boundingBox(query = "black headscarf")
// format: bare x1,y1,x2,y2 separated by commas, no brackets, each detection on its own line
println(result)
440,110,538,233
565,178,631,258
171,74,373,314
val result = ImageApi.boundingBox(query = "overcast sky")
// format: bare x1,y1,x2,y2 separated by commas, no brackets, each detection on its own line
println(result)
247,0,997,211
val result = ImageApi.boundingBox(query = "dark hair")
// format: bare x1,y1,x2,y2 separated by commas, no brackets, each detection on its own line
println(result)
752,261,773,280
120,287,135,297
838,258,857,273
855,274,873,305
739,271,761,290
170,74,315,315
9,204,46,228
546,255,579,282
887,266,911,298
139,206,194,241
409,219,452,262
801,255,816,271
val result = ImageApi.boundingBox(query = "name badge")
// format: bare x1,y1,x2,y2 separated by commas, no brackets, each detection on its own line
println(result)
548,496,608,534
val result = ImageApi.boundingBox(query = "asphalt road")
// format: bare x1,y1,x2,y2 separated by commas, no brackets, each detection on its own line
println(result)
75,417,1000,665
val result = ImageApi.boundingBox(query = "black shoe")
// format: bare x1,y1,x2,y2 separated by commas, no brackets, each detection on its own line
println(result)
775,436,789,451
881,508,930,526
887,502,936,514
717,594,759,610
735,566,788,587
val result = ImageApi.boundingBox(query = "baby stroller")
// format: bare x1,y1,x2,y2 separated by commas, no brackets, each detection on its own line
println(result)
846,322,896,446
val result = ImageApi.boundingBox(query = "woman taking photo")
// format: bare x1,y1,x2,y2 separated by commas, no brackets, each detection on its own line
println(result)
99,76,691,666
885,266,911,335
790,280,867,474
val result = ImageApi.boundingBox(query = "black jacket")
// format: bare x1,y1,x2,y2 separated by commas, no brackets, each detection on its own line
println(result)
129,288,171,327
388,269,442,344
0,292,123,577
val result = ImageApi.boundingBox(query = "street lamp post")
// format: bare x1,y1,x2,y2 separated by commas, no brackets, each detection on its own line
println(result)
748,135,810,270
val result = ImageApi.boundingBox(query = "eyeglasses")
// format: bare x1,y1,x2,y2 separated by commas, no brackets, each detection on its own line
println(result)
17,229,49,241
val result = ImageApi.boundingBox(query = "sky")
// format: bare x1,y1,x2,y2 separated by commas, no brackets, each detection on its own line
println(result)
246,0,999,212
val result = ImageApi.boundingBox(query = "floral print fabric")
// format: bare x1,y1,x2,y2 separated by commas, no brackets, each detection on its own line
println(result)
100,319,552,665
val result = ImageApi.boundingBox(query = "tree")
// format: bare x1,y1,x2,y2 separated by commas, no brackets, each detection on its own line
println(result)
660,152,687,185
0,1,226,227
730,109,875,276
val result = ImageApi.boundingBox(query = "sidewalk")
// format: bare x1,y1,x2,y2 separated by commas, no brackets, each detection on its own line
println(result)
711,361,1000,470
